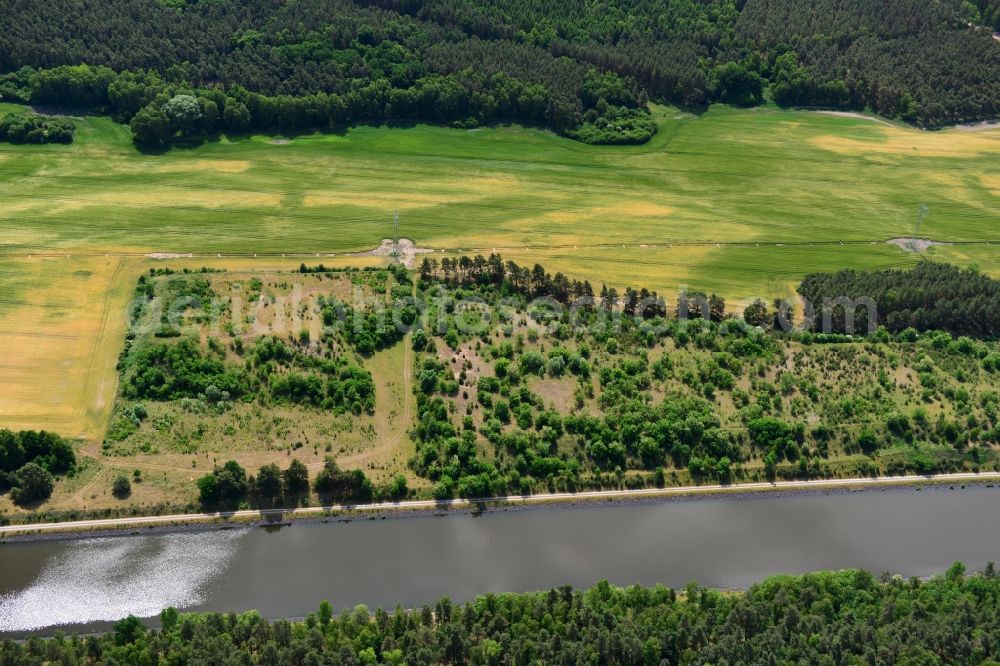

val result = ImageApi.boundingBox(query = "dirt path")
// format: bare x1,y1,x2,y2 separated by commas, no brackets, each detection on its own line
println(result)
814,110,893,126
83,258,126,428
7,235,1000,263
330,339,412,469
9,471,1000,537
72,465,111,503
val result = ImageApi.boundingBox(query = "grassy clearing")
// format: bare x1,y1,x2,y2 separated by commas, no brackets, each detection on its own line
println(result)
104,267,419,472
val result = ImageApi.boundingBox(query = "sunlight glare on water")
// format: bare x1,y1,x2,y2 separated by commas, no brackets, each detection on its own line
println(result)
0,531,245,632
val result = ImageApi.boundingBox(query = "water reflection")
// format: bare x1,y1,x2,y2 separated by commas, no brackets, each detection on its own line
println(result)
0,531,244,632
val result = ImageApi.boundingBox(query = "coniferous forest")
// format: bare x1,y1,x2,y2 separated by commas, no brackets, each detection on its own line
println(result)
1,564,999,665
798,262,1000,337
0,0,998,146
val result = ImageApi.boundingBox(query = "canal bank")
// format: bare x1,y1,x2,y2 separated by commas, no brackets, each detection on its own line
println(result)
2,471,999,542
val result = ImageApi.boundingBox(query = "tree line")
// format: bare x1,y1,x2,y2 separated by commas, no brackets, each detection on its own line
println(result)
3,563,999,664
0,0,996,148
195,457,406,508
735,0,1000,125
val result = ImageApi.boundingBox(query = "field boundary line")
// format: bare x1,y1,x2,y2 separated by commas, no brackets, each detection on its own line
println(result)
2,238,997,260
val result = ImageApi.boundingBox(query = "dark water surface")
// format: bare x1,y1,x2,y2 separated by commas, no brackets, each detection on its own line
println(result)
2,485,999,635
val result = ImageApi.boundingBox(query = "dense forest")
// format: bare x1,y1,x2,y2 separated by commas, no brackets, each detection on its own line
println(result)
0,0,997,146
798,262,1000,337
3,564,1000,664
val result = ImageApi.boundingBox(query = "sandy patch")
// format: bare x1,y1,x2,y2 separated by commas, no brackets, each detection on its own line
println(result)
470,176,520,190
268,139,291,145
152,159,251,174
0,200,48,218
954,121,1000,132
611,202,675,217
529,377,578,412
811,126,1000,158
921,172,997,210
514,202,675,227
304,175,521,209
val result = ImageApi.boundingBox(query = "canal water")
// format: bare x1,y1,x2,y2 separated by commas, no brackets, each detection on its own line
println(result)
2,485,998,635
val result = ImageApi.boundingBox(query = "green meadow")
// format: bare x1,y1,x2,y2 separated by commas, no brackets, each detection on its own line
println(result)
1,103,998,300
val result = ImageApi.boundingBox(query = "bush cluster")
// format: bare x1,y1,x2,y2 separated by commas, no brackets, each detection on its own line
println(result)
0,112,74,144
0,429,76,505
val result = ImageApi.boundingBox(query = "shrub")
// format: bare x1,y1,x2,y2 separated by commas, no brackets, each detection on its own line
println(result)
11,462,55,505
313,458,373,503
284,459,310,495
112,474,132,499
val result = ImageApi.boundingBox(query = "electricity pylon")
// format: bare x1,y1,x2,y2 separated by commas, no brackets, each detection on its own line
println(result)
906,204,929,252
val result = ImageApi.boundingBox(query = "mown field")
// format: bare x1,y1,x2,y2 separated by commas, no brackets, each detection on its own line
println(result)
1,101,998,293
0,102,998,510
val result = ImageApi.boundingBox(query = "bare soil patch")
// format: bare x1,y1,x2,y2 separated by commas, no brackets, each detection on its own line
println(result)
348,238,434,268
887,238,951,253
146,252,194,259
